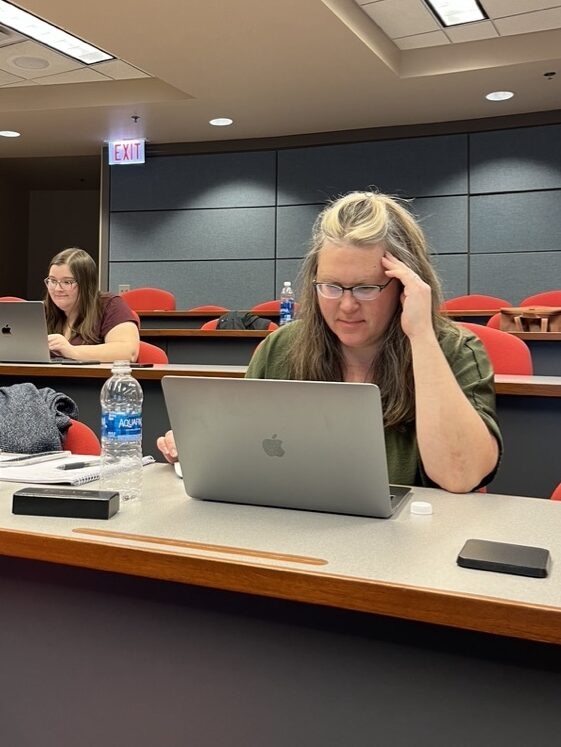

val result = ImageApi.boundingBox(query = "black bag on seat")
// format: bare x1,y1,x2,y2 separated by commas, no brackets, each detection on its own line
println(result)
216,311,272,330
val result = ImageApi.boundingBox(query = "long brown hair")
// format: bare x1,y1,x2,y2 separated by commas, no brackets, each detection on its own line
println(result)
286,191,458,428
44,247,104,343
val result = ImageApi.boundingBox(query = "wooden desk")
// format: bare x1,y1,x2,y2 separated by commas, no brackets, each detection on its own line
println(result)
442,309,496,324
139,328,272,364
139,310,280,329
1,467,561,745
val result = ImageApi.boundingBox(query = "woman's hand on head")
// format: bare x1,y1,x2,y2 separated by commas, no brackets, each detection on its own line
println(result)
156,430,178,463
381,252,433,339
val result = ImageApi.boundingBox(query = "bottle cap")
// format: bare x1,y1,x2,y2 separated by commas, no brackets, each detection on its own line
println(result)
410,500,433,515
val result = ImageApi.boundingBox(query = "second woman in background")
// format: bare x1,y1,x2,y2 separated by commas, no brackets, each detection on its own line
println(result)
45,247,139,362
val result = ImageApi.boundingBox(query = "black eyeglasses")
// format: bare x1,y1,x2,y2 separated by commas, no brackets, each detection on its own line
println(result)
313,278,393,301
44,277,78,290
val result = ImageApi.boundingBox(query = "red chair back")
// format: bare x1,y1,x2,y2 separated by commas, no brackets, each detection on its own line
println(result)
137,340,169,364
486,313,502,329
63,419,101,455
550,482,561,501
0,296,26,302
188,305,230,313
250,300,300,314
519,290,561,307
458,322,533,375
442,294,511,311
121,288,176,311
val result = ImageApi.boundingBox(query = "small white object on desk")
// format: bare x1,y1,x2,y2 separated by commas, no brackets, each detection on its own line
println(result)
174,461,183,479
410,500,433,515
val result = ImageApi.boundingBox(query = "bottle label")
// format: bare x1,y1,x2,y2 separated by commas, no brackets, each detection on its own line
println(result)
101,412,142,440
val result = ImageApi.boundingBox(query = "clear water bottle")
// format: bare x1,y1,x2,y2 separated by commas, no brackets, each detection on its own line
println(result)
279,281,295,325
100,360,143,501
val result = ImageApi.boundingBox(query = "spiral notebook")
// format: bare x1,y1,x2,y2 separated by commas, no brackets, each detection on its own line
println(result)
0,453,155,485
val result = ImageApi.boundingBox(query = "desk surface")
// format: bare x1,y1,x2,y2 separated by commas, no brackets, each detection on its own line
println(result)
0,361,247,380
1,464,560,645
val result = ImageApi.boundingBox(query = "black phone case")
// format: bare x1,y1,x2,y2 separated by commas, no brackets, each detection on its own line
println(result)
457,538,550,578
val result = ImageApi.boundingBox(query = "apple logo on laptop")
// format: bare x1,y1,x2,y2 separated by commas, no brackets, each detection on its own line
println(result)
1,324,11,335
262,434,285,457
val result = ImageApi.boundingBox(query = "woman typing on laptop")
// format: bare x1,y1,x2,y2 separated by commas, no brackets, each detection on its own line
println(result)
158,191,501,493
44,247,140,363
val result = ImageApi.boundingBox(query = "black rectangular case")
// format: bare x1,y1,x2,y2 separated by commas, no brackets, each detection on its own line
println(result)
12,487,120,519
457,538,550,578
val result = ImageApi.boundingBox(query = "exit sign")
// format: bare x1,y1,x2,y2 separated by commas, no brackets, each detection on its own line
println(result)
108,138,145,165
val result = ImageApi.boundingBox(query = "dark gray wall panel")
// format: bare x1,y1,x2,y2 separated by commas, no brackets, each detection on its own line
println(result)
277,135,467,204
110,208,275,261
109,259,275,309
470,124,561,193
432,254,468,299
110,152,276,211
277,258,305,297
411,196,468,255
277,205,322,258
470,192,561,254
470,252,561,304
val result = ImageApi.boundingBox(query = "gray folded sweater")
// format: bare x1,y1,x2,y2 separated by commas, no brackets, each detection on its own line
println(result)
0,383,79,453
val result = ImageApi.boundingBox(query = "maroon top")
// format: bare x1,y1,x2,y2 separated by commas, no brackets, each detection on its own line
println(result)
69,294,139,345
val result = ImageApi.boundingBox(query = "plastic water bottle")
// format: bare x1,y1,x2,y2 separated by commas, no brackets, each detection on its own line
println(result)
279,281,295,325
100,360,144,501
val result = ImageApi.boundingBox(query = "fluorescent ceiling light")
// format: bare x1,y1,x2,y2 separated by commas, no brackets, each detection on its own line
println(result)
485,91,514,101
424,0,487,27
209,117,233,127
0,0,112,64
0,130,21,137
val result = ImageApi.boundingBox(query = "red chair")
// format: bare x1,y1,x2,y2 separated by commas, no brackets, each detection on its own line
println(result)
250,300,300,314
519,290,561,307
458,322,533,375
442,294,511,311
201,318,278,330
137,340,169,364
188,305,230,313
486,313,502,329
121,288,176,311
550,483,561,501
63,418,101,455
0,296,26,301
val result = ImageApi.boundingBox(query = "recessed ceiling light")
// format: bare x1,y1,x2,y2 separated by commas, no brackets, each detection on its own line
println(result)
0,0,112,64
485,91,514,102
0,130,21,137
209,117,233,127
424,0,487,27
11,55,50,70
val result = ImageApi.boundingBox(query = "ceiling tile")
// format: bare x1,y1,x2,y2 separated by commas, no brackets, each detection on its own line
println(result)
362,0,439,39
445,20,499,42
35,68,112,85
483,1,561,19
0,68,22,85
2,78,36,87
91,59,150,80
0,40,81,80
494,7,561,35
395,30,449,49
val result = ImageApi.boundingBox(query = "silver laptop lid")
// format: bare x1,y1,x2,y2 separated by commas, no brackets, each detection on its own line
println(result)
0,301,52,363
162,376,411,518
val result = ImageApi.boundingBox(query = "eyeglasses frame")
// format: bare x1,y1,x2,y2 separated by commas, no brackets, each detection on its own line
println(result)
313,277,394,301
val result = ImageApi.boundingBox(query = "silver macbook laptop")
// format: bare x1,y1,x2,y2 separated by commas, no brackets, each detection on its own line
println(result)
0,301,94,364
161,376,411,518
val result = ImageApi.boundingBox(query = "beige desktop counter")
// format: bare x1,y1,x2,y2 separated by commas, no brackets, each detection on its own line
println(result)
1,464,561,745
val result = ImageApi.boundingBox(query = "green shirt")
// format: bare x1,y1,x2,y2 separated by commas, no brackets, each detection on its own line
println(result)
246,321,502,488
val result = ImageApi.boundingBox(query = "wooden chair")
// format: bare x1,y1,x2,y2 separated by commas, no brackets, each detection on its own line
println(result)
442,294,511,311
137,340,169,364
457,322,533,375
121,288,176,311
63,418,101,455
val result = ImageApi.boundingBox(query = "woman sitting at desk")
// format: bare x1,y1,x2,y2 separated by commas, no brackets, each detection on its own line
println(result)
158,191,501,492
45,247,140,363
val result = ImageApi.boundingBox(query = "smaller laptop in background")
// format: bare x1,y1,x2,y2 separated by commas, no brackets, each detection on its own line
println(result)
0,301,95,364
162,376,411,518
